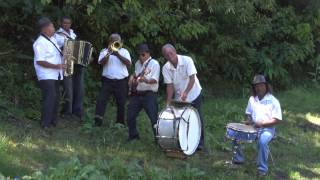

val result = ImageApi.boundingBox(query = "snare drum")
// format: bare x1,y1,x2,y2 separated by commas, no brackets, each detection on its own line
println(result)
156,105,201,156
226,123,257,143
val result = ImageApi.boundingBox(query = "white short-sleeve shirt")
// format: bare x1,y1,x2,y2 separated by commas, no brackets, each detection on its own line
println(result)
98,48,131,79
245,93,282,124
135,57,160,92
54,28,77,48
162,54,202,102
33,35,63,80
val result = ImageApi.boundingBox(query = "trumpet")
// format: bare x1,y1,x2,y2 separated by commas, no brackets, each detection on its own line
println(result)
105,40,122,57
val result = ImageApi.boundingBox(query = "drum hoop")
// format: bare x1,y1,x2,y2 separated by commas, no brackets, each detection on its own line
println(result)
226,127,257,133
226,123,257,133
180,106,201,155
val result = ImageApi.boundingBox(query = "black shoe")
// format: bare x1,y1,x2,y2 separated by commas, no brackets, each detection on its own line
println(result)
41,125,51,129
61,113,72,119
197,144,204,151
127,134,140,142
95,119,102,127
232,160,244,165
72,114,82,122
51,122,57,127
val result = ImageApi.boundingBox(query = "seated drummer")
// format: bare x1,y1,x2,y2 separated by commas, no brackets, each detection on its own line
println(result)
161,43,204,150
232,74,282,176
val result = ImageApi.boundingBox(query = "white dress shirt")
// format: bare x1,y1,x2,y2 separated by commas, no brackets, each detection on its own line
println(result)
135,57,160,92
98,48,131,79
33,35,63,80
54,27,77,48
162,54,202,102
245,93,282,124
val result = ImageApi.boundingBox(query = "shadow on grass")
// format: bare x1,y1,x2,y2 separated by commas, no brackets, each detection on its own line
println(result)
292,166,320,179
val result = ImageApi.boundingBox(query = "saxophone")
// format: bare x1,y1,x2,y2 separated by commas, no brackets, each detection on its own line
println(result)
63,40,76,76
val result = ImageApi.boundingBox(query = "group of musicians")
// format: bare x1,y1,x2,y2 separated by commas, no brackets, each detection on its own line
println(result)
33,17,282,176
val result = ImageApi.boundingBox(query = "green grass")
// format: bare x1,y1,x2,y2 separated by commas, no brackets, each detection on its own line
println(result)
0,86,319,179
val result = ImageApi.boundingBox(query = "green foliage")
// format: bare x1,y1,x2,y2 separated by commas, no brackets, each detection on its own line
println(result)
0,39,40,111
1,0,320,87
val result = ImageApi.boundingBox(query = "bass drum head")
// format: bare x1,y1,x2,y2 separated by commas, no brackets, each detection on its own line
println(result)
178,107,201,155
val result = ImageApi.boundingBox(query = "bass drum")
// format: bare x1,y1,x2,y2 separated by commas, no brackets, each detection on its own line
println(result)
156,105,201,155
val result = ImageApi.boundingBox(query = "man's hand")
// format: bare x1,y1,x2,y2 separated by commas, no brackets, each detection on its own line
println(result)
56,64,67,69
112,50,120,57
254,120,264,128
137,76,146,83
241,120,251,125
180,91,188,101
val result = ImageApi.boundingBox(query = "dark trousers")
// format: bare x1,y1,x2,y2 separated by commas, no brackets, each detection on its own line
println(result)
192,94,205,147
95,77,128,124
39,79,60,127
127,92,158,138
61,65,84,118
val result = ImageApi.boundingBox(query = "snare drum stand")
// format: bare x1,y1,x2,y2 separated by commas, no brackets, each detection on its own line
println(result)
231,139,243,164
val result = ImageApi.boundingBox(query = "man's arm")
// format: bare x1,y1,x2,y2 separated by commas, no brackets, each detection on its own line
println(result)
166,84,174,106
139,62,160,84
181,74,195,101
255,118,281,128
37,61,65,69
113,51,131,67
99,55,110,65
139,78,157,84
243,114,253,125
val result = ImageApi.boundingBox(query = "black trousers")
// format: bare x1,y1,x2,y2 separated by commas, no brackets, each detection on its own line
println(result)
192,94,205,147
95,77,128,124
61,65,84,118
127,92,158,138
39,79,60,127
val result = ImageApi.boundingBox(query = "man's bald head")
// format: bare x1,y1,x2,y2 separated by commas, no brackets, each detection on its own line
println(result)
109,33,122,43
162,43,176,54
162,43,178,66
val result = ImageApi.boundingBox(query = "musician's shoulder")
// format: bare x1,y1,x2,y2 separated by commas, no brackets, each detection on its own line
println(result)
151,58,160,65
100,48,107,52
120,47,129,52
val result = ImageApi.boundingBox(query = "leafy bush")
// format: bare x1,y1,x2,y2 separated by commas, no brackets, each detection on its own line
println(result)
1,0,320,88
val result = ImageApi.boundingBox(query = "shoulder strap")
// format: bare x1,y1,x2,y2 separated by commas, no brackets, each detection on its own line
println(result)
137,58,152,77
56,31,73,40
41,34,63,56
144,58,152,69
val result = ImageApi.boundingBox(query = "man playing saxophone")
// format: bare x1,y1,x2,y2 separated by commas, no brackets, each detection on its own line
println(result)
55,16,85,121
94,33,131,126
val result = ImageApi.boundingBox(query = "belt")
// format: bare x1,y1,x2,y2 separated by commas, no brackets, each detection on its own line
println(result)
136,90,155,96
103,77,127,82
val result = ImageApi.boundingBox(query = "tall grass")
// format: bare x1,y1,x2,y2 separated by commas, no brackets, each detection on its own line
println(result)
0,86,319,179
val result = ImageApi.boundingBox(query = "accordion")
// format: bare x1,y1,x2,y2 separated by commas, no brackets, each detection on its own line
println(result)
63,40,93,76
